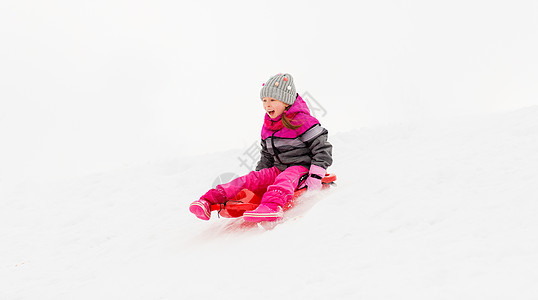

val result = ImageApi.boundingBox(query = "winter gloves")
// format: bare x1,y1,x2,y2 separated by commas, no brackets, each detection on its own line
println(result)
304,165,326,191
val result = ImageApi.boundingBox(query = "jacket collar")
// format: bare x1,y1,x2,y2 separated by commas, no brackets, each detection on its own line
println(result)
263,94,309,131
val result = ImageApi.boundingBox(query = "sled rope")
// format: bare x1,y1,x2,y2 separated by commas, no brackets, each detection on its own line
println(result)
217,200,244,218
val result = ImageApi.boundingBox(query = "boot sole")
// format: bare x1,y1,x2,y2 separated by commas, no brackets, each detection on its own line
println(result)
189,203,210,220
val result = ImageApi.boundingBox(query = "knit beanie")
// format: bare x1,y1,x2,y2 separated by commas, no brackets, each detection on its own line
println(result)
260,73,297,105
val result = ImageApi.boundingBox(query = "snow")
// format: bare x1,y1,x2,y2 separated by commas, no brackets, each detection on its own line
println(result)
2,106,538,299
2,0,538,299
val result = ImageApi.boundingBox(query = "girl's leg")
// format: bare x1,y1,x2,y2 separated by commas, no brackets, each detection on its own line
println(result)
209,167,282,204
260,165,309,209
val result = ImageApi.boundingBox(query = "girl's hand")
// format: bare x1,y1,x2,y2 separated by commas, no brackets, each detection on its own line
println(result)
305,165,326,191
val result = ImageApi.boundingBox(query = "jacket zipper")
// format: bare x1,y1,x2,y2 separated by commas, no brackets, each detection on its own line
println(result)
271,129,284,165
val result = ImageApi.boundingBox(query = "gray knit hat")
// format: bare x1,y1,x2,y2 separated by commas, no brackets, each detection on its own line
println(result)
260,73,297,105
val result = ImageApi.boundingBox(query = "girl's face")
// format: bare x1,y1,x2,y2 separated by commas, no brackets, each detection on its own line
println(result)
263,97,289,119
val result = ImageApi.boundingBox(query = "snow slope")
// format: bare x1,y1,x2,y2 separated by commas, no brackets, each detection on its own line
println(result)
2,106,538,299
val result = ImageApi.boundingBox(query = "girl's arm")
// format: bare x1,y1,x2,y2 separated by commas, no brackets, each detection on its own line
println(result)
302,125,333,190
303,124,333,170
309,133,333,169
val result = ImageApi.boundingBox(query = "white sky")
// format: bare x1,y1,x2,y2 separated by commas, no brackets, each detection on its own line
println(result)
1,0,538,184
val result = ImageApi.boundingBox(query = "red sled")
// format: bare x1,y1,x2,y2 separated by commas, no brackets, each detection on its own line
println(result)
210,173,337,218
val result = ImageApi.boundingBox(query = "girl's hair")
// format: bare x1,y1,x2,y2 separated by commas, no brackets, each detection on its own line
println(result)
282,107,302,130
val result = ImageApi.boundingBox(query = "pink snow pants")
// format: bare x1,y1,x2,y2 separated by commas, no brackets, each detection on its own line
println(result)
216,166,309,209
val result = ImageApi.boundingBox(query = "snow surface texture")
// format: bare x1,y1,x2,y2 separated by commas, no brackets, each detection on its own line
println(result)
2,107,538,299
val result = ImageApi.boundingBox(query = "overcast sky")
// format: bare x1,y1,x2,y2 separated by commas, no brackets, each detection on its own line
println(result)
1,0,538,184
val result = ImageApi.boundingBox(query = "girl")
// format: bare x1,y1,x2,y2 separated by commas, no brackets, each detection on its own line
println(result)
189,73,333,222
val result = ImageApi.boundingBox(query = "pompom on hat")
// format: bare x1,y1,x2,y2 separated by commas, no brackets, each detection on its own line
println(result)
260,73,297,105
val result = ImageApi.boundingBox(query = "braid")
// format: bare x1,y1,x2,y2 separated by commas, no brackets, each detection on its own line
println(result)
282,107,302,130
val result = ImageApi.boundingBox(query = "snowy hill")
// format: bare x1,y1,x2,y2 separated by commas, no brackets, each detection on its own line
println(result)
2,107,538,299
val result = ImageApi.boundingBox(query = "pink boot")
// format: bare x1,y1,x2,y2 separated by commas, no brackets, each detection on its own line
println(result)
189,188,228,221
189,199,211,220
243,204,284,222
